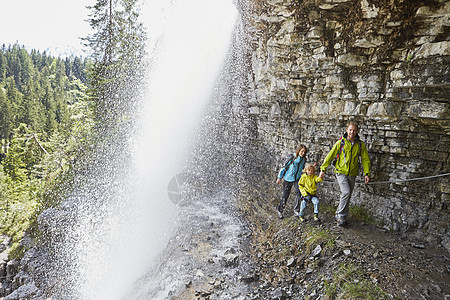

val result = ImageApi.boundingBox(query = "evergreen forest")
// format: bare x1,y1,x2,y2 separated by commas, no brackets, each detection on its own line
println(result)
0,45,92,257
0,0,147,260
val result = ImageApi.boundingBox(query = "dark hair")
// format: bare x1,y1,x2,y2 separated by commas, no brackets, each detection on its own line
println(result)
295,144,307,158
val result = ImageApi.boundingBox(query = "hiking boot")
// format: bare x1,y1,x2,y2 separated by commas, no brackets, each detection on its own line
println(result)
314,214,320,222
299,216,305,222
337,218,347,226
277,210,283,219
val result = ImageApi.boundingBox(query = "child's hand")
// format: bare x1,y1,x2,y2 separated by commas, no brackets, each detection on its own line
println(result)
319,171,325,179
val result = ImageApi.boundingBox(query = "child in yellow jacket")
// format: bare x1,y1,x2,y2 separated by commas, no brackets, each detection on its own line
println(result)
298,163,323,222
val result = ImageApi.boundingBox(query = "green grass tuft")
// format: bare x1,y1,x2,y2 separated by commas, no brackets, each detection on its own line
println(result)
349,205,384,226
304,225,336,255
324,263,391,299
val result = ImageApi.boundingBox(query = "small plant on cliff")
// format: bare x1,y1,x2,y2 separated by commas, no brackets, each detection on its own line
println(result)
324,263,391,299
406,50,414,62
349,205,384,226
303,226,336,255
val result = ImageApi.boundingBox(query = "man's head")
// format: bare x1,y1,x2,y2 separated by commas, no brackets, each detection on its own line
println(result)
346,121,359,141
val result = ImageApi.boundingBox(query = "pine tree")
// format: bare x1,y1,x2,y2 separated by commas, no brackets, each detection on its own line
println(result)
22,80,45,134
84,0,147,126
18,48,33,88
0,164,11,214
5,76,23,131
0,88,11,139
3,124,29,182
72,56,84,81
0,51,6,83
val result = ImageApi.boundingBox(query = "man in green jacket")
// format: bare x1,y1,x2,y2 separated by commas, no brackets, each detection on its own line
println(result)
319,121,371,226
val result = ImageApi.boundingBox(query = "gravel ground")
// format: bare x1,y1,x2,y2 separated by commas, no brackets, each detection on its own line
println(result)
123,183,449,299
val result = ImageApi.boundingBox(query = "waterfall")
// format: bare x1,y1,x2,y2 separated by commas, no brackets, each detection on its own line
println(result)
47,1,238,299
136,0,238,200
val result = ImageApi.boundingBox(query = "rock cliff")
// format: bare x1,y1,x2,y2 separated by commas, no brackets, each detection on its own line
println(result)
232,0,449,251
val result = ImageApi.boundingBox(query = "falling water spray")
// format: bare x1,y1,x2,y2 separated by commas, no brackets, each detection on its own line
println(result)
42,0,238,299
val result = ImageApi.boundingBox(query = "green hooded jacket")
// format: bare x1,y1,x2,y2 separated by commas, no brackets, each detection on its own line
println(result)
320,133,371,177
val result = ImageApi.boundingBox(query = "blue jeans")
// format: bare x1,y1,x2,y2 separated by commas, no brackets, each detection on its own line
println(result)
299,195,319,216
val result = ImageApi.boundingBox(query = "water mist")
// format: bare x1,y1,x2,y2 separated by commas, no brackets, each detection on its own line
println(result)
47,0,238,299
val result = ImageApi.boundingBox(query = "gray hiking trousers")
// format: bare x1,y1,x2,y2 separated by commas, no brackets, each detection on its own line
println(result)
335,173,356,220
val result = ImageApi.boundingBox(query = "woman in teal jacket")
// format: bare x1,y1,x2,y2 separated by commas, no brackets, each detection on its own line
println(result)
276,144,307,219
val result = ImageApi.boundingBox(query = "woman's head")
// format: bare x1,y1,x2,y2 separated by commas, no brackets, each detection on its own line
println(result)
304,163,316,175
296,144,307,158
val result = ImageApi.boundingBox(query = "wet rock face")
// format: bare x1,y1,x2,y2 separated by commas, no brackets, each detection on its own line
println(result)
238,0,449,250
124,193,256,299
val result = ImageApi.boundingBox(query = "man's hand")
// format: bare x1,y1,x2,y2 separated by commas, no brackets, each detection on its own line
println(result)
276,178,281,184
365,175,370,184
319,171,325,179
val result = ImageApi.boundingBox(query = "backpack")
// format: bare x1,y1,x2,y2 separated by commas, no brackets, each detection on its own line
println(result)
280,153,295,176
282,153,295,169
281,153,304,180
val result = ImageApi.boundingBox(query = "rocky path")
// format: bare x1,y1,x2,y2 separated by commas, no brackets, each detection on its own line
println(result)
125,184,449,299
328,220,449,299
235,183,449,299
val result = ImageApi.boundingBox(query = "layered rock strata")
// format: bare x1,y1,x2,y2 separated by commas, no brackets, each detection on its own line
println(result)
237,0,449,250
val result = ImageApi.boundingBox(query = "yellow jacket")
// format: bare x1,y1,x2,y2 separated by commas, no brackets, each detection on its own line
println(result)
298,173,323,196
320,133,371,177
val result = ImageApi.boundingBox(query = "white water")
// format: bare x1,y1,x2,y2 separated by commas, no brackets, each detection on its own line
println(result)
70,1,238,299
